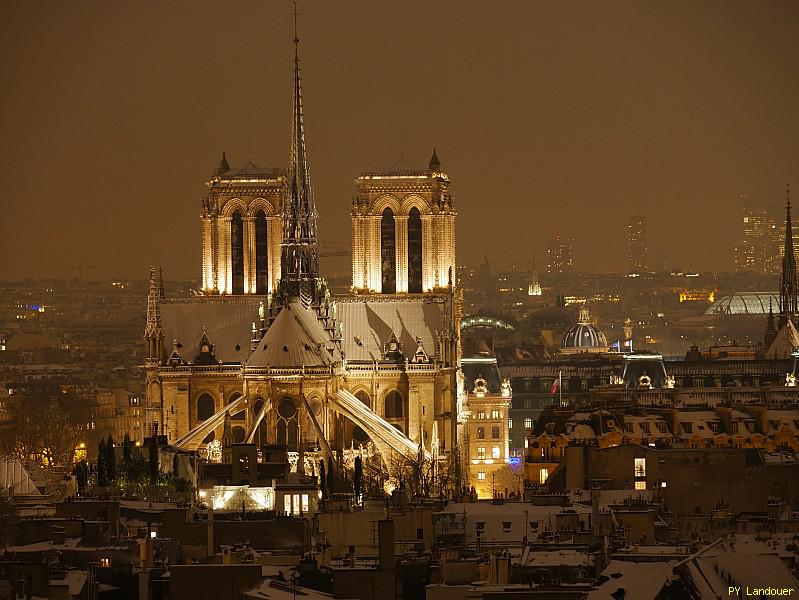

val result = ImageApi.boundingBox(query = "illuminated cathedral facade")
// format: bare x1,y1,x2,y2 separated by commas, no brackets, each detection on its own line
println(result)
142,25,466,486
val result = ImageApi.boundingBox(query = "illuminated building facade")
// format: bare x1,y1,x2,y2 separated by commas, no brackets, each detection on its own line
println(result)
627,215,647,273
350,150,457,294
546,234,574,274
461,357,513,498
143,24,462,484
200,160,285,296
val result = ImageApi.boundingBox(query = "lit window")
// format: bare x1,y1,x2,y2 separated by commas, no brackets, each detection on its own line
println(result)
634,458,646,477
661,481,667,488
491,410,501,420
539,468,549,485
635,481,646,491
524,418,532,429
302,494,309,512
477,447,486,460
478,411,486,420
524,438,529,449
293,494,301,515
508,418,513,429
477,427,485,439
492,446,500,459
284,495,291,514
477,470,486,481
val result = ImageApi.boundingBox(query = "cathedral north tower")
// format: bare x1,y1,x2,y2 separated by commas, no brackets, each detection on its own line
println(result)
200,157,285,295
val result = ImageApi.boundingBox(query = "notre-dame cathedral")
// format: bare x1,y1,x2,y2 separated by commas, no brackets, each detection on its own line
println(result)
142,25,463,477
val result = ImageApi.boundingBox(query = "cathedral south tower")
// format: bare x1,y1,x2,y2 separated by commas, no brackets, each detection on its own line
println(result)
351,149,457,294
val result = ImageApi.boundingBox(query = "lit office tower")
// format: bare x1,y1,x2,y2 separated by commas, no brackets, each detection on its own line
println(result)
546,234,575,274
627,216,647,273
733,199,773,273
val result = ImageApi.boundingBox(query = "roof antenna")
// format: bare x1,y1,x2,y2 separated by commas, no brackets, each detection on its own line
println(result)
293,0,300,45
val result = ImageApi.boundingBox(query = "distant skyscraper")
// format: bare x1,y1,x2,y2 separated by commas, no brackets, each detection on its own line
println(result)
546,234,574,274
733,195,784,274
627,216,647,273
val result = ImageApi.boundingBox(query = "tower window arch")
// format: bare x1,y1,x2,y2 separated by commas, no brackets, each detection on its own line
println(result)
381,208,396,293
408,207,423,293
231,210,245,294
255,210,269,294
384,390,403,419
197,393,215,422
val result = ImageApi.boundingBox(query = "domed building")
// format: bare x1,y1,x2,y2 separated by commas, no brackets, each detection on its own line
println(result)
560,306,609,354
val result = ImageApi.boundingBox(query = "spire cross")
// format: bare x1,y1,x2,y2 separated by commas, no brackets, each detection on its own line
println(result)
293,0,300,44
788,183,792,208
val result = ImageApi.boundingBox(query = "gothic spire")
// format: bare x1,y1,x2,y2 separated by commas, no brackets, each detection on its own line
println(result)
279,0,319,300
780,184,797,327
145,266,163,361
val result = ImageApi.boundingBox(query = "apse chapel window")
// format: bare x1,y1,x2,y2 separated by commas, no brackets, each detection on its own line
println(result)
477,447,486,460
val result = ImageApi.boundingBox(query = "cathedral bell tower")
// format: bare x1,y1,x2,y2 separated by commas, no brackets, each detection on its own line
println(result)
350,149,457,294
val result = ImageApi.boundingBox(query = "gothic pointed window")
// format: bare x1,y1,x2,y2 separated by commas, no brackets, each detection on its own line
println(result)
384,390,403,419
408,207,423,293
231,210,245,294
255,210,269,294
381,208,396,293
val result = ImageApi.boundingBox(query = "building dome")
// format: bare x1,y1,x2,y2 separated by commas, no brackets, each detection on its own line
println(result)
705,292,779,315
560,307,609,354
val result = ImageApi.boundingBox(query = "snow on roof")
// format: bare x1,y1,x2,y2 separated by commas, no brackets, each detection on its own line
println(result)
247,301,340,368
336,295,445,362
588,560,675,600
520,548,591,568
244,577,351,599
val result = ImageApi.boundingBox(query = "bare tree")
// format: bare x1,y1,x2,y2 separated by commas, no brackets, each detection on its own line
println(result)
0,396,89,466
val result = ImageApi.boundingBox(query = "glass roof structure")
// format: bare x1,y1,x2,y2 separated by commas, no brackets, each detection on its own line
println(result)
705,292,779,315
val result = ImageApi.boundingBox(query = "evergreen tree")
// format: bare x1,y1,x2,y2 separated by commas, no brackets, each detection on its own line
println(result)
122,433,132,468
148,436,159,483
75,461,88,496
105,435,116,481
97,439,108,487
326,458,334,495
353,455,363,504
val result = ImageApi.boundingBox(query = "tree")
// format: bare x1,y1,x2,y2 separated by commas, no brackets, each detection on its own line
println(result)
74,461,88,496
97,439,108,487
319,459,327,498
353,455,363,504
0,396,89,467
326,458,335,494
148,436,159,483
105,435,116,481
123,433,132,464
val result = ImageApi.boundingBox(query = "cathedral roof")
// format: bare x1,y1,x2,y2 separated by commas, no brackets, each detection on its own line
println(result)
160,299,261,364
246,300,340,368
336,295,446,362
766,319,799,359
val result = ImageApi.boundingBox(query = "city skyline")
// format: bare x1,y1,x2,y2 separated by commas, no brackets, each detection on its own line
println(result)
2,1,799,281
